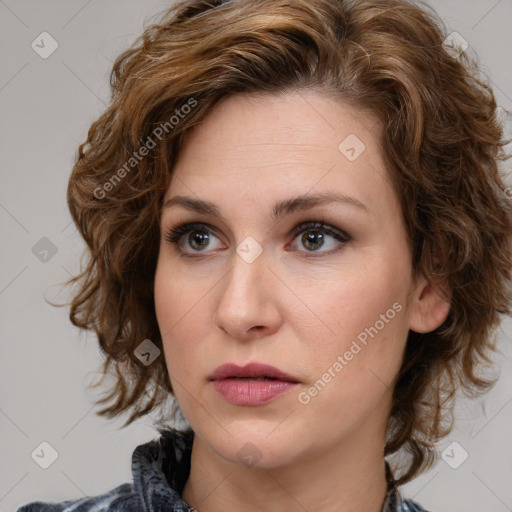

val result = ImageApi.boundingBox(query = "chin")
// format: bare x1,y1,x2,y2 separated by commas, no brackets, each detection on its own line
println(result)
191,422,289,465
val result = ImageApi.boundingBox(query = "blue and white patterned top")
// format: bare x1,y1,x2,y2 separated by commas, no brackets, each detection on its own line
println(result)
17,428,429,511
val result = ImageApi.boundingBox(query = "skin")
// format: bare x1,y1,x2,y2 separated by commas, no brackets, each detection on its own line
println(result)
154,89,451,512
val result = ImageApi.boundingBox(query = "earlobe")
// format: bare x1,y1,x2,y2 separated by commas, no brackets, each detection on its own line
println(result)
408,273,451,334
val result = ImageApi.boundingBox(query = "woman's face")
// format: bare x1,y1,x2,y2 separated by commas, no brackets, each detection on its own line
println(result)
154,90,448,468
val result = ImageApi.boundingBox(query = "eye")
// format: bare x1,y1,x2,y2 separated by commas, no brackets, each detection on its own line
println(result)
287,221,350,255
164,222,224,254
164,220,350,257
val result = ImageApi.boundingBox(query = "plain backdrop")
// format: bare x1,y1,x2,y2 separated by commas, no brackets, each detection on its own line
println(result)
1,1,511,511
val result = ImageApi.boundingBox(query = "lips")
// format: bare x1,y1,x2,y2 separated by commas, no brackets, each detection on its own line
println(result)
208,362,300,383
208,362,300,406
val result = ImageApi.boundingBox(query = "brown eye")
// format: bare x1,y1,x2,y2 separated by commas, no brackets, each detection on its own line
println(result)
187,231,211,251
164,222,223,254
289,221,350,255
301,231,325,251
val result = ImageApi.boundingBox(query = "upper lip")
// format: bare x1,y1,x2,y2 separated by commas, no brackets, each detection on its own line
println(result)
208,362,300,383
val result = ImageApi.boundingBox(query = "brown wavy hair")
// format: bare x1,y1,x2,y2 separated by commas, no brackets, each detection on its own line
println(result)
64,0,512,485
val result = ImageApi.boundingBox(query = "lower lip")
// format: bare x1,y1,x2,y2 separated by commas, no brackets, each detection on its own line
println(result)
211,378,298,406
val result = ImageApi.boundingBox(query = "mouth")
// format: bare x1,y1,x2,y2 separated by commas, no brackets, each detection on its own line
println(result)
208,363,300,406
208,362,300,383
228,376,279,381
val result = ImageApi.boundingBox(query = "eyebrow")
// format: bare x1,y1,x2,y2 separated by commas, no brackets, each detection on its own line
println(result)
162,192,368,222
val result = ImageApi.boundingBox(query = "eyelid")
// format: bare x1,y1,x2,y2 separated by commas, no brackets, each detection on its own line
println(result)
289,220,349,241
163,221,224,247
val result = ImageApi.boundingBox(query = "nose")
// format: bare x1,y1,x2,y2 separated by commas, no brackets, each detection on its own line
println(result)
212,247,282,341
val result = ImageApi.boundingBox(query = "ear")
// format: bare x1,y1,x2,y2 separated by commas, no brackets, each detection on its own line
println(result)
408,272,451,333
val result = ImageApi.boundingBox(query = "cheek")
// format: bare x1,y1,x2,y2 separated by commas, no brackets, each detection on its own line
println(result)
303,259,407,340
154,256,218,384
297,257,410,392
154,250,204,331
154,259,194,370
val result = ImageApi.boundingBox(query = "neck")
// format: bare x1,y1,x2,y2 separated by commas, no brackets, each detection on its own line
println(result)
181,420,390,512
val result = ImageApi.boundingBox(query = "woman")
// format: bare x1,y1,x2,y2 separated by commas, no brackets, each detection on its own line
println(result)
18,0,512,510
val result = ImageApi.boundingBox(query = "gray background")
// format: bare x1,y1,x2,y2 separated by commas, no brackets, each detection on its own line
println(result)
1,1,511,511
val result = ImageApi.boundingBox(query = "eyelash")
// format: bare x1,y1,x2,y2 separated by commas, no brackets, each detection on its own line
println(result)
163,221,351,258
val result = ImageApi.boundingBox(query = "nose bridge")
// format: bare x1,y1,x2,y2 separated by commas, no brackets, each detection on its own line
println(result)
214,242,280,337
221,245,266,311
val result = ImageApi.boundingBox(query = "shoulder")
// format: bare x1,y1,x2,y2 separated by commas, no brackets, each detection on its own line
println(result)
16,483,141,512
400,498,432,511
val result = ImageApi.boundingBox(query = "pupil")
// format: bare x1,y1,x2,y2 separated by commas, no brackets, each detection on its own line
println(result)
189,231,209,250
303,231,324,250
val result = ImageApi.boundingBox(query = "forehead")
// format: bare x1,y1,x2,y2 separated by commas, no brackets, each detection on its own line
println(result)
166,90,395,217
